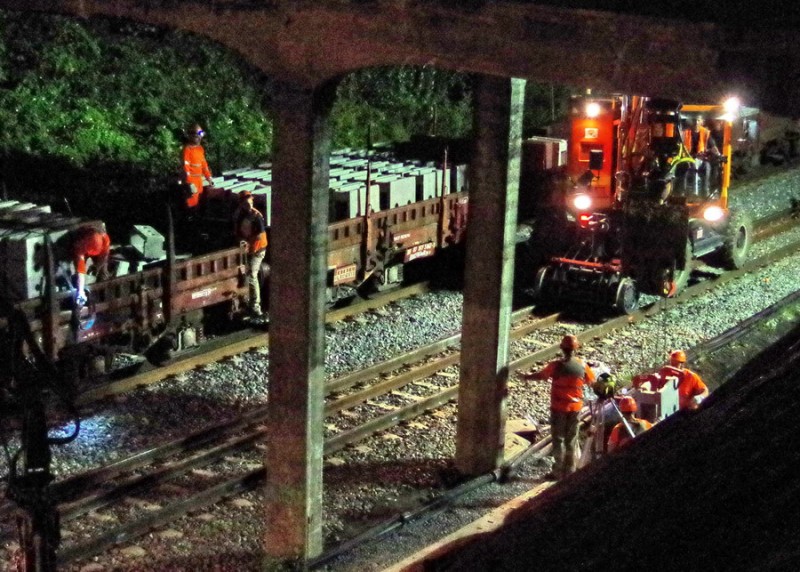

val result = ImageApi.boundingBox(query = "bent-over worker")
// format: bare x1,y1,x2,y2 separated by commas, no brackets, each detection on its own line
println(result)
72,225,111,305
634,349,709,411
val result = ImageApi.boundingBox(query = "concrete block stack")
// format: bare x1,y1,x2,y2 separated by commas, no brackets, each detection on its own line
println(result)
412,167,438,201
209,165,273,225
213,146,469,224
0,200,92,302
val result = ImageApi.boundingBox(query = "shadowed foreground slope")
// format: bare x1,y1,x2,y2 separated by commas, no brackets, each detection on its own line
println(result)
429,323,800,571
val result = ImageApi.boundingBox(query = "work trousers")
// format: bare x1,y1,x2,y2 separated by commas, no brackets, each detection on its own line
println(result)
185,177,204,209
247,249,267,314
551,409,581,479
692,158,711,194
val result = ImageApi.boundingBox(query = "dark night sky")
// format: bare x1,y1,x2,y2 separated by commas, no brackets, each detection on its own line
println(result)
508,0,800,29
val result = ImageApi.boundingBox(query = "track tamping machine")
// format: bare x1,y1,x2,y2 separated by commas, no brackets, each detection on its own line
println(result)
532,95,752,314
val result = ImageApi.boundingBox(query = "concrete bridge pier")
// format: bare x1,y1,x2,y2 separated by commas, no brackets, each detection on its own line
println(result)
456,76,525,476
264,79,337,567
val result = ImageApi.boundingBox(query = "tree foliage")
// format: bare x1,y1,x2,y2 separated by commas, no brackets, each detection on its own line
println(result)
0,10,568,231
0,12,272,176
332,66,473,148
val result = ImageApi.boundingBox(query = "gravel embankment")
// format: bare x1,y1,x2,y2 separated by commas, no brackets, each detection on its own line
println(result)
1,166,799,572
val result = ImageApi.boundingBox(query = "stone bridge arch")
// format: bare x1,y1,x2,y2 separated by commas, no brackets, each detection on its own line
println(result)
0,0,797,115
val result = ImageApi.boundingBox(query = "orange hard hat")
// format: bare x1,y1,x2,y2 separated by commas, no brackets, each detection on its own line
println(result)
670,350,687,363
560,335,580,351
619,396,637,413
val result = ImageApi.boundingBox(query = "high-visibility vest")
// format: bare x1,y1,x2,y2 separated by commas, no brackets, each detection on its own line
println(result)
683,126,711,155
542,357,596,412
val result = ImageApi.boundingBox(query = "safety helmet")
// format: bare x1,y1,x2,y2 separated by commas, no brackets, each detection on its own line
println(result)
239,190,254,201
560,334,580,351
619,395,637,413
186,123,205,138
592,372,616,399
670,350,687,363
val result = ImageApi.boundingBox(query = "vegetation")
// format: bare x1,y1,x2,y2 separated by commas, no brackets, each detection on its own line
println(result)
0,12,272,176
0,11,568,231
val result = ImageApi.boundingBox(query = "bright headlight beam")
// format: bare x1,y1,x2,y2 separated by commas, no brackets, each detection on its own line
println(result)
723,96,741,115
573,194,592,211
703,205,725,222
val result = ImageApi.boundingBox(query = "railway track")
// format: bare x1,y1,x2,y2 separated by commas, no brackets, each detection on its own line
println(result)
75,207,797,405
3,208,799,567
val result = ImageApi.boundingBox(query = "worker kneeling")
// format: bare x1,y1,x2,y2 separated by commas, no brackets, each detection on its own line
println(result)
607,396,652,453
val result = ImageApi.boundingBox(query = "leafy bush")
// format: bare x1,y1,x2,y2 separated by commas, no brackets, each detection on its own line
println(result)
0,12,272,177
0,10,567,232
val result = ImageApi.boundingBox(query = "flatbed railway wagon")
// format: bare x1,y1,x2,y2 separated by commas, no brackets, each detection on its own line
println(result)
202,144,470,305
0,145,471,378
0,203,253,377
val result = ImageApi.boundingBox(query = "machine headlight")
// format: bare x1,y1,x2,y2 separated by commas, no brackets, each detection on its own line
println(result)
573,193,592,211
703,205,725,222
585,101,602,118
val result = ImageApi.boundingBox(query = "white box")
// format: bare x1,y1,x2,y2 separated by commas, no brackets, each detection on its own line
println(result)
130,225,165,260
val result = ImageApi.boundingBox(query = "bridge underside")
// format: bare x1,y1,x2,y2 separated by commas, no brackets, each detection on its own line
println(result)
2,1,796,566
0,0,797,116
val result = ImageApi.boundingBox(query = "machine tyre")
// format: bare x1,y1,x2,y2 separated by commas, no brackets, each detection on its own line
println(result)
531,266,552,302
720,209,752,270
672,240,693,295
613,277,639,314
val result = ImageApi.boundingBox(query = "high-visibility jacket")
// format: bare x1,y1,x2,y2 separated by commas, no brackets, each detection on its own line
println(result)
657,365,708,410
683,126,711,156
607,417,653,452
73,229,111,274
236,207,268,254
182,144,212,208
539,357,596,412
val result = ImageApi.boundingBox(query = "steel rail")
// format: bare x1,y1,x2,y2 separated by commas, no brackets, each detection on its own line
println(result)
73,208,795,405
23,210,800,566
0,309,560,530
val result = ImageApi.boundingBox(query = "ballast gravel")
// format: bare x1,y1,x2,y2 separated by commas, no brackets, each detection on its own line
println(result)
1,165,800,572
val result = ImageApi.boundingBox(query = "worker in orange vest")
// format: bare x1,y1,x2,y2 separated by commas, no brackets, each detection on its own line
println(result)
72,224,111,305
682,115,719,193
607,396,653,453
660,349,709,410
682,115,716,156
633,349,709,411
182,123,213,210
235,190,269,318
520,334,596,480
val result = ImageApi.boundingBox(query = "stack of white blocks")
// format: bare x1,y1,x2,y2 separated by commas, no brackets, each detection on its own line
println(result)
212,150,467,224
0,200,87,301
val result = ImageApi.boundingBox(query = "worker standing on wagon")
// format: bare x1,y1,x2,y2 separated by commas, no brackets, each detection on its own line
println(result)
606,396,652,453
520,335,596,480
72,224,111,305
182,123,213,211
235,191,268,318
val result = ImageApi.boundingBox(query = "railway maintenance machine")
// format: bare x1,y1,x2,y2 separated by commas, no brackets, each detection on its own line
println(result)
531,95,752,314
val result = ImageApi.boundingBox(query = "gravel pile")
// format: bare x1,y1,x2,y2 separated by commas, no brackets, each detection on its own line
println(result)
1,165,799,572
